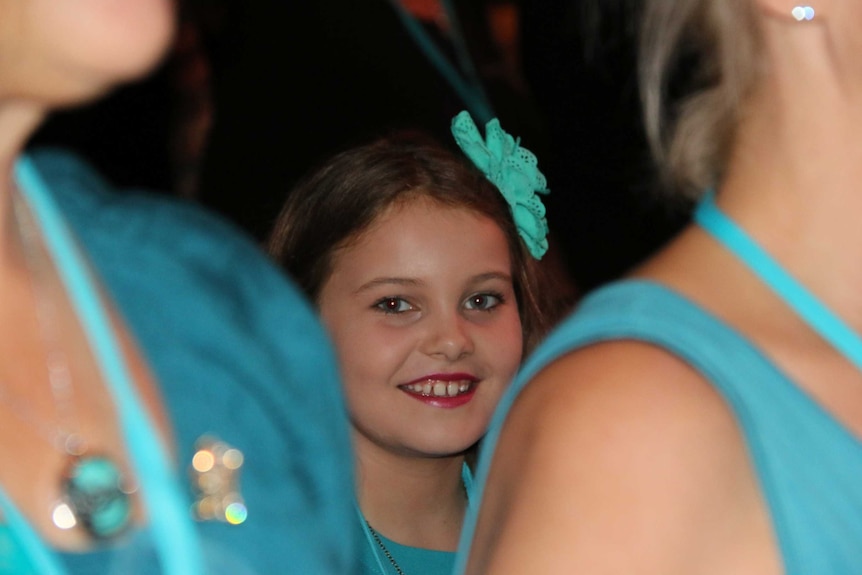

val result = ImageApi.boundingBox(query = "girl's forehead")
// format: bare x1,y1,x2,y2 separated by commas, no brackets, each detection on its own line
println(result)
382,194,495,228
373,197,502,242
330,198,513,284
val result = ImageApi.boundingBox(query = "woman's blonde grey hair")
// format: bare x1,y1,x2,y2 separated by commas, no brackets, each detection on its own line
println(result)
639,0,763,197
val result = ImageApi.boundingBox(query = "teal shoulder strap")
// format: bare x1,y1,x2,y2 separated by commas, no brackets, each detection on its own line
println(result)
694,191,862,371
386,0,494,124
0,491,66,575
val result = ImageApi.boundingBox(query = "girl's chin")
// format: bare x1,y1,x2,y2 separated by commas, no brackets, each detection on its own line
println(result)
403,437,485,459
351,419,488,459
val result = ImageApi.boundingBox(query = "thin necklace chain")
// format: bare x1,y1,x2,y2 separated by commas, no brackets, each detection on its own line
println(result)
4,178,138,544
4,167,136,544
1,187,87,456
0,383,81,453
365,520,407,575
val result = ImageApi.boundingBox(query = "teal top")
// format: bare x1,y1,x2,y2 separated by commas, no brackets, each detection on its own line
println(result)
359,530,455,575
455,280,862,574
0,150,358,574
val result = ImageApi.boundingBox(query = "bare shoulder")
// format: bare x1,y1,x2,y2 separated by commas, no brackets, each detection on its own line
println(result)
465,340,772,574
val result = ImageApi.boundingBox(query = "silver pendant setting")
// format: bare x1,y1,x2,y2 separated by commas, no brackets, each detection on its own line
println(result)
51,455,133,540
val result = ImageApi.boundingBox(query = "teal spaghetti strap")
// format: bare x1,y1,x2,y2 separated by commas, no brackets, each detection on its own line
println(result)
386,0,494,124
694,191,862,371
438,0,492,122
355,504,390,575
0,489,65,575
461,462,475,510
12,156,204,575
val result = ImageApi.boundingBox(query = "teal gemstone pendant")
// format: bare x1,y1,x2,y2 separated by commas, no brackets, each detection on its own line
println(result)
53,456,132,540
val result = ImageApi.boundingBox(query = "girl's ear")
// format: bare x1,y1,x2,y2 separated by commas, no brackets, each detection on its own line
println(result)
757,0,826,22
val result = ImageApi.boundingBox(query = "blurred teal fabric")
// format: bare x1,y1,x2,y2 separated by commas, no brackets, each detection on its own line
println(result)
10,149,357,574
456,281,862,575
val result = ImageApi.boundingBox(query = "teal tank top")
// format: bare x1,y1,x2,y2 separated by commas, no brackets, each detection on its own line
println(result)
455,280,862,574
0,150,358,574
358,531,455,575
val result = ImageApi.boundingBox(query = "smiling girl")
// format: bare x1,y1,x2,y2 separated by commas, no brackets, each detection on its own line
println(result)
267,114,562,575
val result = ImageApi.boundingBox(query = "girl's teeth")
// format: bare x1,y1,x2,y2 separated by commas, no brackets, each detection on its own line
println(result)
405,381,473,397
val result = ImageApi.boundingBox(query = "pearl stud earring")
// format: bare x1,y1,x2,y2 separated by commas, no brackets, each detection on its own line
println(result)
791,6,815,21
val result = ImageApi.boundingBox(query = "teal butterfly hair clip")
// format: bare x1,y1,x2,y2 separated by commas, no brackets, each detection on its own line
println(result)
451,110,550,259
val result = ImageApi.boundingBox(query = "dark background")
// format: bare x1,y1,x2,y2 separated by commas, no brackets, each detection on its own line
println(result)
30,0,688,294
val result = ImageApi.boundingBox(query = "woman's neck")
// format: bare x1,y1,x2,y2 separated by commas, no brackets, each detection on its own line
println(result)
0,99,45,264
354,435,468,551
717,57,862,330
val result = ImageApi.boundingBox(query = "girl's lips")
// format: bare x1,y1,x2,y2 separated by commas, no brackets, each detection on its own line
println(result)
398,374,479,408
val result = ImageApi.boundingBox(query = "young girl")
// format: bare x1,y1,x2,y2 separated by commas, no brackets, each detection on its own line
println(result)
267,112,561,574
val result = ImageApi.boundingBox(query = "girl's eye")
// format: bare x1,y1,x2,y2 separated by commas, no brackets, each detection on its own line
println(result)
374,297,415,314
464,292,503,312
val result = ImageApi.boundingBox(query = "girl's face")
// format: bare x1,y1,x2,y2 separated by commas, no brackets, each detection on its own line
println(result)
0,0,175,104
318,197,523,459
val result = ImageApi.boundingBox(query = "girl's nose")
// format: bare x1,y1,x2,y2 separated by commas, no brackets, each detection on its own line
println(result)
420,312,475,361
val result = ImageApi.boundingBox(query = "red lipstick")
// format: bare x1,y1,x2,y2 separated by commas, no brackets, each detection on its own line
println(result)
399,373,479,409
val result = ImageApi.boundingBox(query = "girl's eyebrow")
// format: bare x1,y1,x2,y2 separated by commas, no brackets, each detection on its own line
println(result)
471,271,513,284
354,271,513,295
354,277,423,295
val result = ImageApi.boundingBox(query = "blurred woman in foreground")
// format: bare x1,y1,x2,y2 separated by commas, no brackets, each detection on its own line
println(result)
0,1,355,573
456,1,862,573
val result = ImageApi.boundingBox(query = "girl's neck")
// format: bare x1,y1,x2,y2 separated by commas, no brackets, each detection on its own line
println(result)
354,436,468,551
